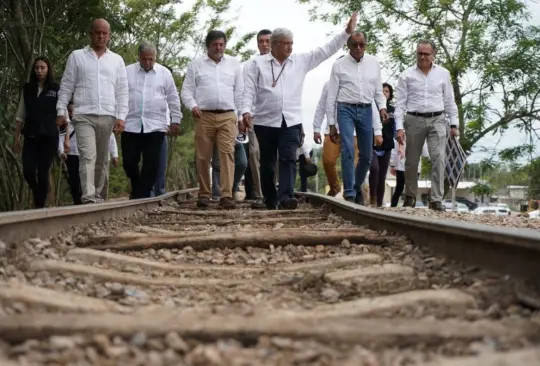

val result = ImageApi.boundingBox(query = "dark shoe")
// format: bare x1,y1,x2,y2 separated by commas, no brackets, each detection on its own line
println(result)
429,201,445,211
344,196,354,203
251,199,266,209
197,197,210,208
369,196,377,206
279,198,298,210
327,188,341,197
354,191,364,206
403,196,416,208
219,197,236,209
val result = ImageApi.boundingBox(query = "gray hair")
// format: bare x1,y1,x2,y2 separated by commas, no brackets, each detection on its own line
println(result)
417,39,437,54
138,41,156,55
271,28,293,43
347,31,368,46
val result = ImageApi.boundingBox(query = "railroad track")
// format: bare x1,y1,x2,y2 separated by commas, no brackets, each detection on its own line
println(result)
0,189,539,365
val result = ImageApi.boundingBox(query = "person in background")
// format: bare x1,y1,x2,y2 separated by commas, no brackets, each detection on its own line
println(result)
326,31,387,205
242,29,272,208
59,113,119,205
56,18,129,204
297,136,314,193
368,83,395,206
13,56,62,209
394,39,459,210
390,138,429,207
313,80,359,197
181,30,244,210
152,64,176,197
242,13,358,210
123,41,182,199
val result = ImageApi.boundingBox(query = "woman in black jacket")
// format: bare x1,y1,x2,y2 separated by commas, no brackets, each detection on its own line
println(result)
368,83,395,207
12,56,61,209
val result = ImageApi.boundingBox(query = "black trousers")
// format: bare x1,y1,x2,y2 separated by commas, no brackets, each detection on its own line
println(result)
391,170,420,207
254,117,302,207
65,155,82,205
298,150,314,193
121,131,165,199
22,136,57,208
369,150,391,206
243,141,254,199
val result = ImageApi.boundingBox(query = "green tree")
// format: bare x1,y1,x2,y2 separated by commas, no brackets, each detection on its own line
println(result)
299,0,540,154
471,183,493,203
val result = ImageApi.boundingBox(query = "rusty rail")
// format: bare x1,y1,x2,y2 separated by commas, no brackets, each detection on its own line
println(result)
299,192,540,284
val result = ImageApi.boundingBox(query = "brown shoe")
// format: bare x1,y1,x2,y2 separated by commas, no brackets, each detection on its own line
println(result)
370,196,377,206
219,197,236,210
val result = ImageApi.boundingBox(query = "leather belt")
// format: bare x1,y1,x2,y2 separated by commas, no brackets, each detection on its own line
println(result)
338,102,371,109
201,109,234,114
407,111,444,118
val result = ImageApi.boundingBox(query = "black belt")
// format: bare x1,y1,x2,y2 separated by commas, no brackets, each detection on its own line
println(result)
201,109,234,114
407,111,444,118
338,102,371,109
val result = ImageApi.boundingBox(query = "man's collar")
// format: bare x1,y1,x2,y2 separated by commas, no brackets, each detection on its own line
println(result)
85,45,109,54
268,52,292,64
347,53,364,63
414,62,437,70
203,53,228,62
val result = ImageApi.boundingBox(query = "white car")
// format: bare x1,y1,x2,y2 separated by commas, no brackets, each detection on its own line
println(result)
473,206,510,216
528,210,540,219
442,200,470,213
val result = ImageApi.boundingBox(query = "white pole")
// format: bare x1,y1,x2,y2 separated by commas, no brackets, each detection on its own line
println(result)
451,186,457,212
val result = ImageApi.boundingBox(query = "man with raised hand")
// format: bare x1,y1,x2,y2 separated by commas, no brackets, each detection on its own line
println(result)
181,30,244,210
56,18,128,204
394,39,458,211
242,13,358,210
123,41,182,199
326,31,387,206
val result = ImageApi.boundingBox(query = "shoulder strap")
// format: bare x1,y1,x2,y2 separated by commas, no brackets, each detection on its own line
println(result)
69,130,76,139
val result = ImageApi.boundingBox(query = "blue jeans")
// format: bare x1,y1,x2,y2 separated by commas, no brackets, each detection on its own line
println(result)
337,103,373,198
212,143,248,199
151,135,167,197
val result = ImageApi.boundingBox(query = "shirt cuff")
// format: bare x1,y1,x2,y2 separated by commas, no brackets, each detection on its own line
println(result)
448,116,458,127
395,119,404,131
57,109,66,117
240,108,251,116
313,127,321,133
171,118,181,125
327,118,336,126
374,128,382,136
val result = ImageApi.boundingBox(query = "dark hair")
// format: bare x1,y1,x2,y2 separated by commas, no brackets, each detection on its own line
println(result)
29,56,55,88
417,39,437,54
383,82,394,101
205,30,227,48
257,29,272,41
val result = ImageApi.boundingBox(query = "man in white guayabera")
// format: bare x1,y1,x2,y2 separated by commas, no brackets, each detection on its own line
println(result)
56,18,128,204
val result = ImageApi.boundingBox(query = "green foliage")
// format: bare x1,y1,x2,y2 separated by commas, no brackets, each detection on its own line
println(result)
299,0,540,155
0,0,254,211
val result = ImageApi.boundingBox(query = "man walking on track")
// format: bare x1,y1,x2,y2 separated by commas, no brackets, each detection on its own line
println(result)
56,18,128,204
394,39,459,211
123,41,182,199
242,13,358,210
181,30,244,210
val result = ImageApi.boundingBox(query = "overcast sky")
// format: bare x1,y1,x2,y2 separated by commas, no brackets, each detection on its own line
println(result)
179,0,540,163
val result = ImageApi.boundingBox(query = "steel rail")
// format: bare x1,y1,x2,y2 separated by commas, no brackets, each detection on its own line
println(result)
299,192,540,284
0,188,199,243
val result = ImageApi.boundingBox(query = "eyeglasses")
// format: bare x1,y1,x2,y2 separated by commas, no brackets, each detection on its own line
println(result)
350,42,366,49
417,52,432,57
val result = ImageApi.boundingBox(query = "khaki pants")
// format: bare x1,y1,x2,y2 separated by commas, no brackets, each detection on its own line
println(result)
101,162,110,200
322,134,358,194
404,113,447,202
195,111,236,199
247,129,262,198
72,114,115,203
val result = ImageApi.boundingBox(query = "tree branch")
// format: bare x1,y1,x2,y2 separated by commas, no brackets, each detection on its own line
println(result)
470,110,540,147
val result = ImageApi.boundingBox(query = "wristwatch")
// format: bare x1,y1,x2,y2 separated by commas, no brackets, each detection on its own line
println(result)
450,124,457,129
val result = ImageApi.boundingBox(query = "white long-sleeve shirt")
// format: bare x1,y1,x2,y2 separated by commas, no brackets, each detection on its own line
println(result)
241,30,349,128
57,46,129,120
58,126,118,160
125,63,182,133
390,139,429,172
180,54,243,118
326,53,386,129
394,63,458,131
